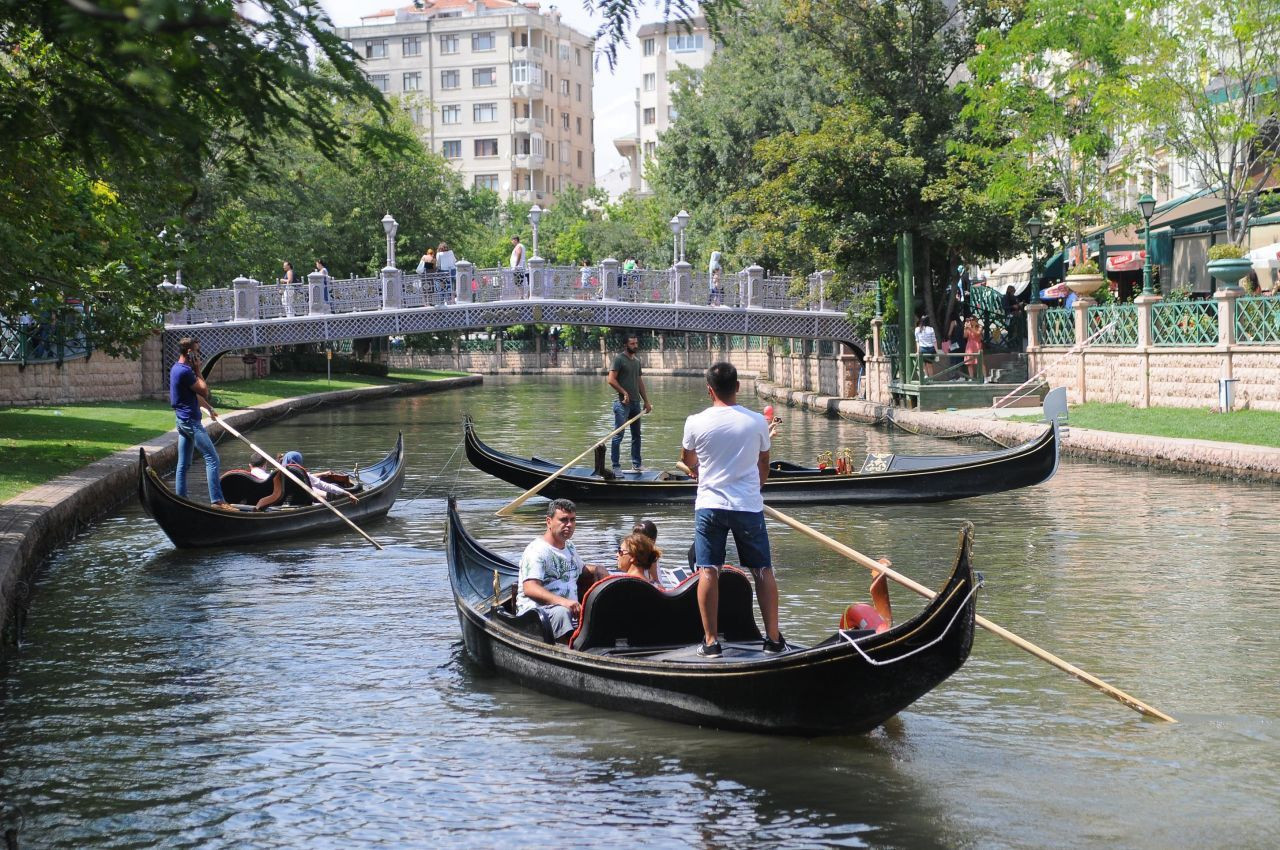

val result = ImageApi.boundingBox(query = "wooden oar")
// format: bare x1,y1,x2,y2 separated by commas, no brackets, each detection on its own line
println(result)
495,411,646,517
216,417,384,551
761,504,1176,723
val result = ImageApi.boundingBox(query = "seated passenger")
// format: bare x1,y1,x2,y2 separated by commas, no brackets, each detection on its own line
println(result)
280,450,357,503
615,531,662,585
248,454,271,481
517,498,607,641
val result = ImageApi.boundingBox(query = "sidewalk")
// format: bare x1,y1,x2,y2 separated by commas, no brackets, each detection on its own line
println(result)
0,375,480,642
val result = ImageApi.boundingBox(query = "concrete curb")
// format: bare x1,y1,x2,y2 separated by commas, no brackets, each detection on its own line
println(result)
0,375,481,643
754,381,1280,484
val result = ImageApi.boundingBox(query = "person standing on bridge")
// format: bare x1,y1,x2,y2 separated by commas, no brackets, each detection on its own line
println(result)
606,332,652,473
436,242,457,302
170,337,234,511
509,235,527,297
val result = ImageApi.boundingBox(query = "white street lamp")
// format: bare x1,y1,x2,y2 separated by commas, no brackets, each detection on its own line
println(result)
382,212,398,268
669,215,681,266
676,209,690,262
528,204,543,259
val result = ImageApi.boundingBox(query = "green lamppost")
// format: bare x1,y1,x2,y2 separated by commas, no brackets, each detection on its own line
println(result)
1138,193,1156,295
1027,216,1044,304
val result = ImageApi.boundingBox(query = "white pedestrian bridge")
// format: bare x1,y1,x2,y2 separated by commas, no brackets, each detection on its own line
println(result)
163,259,866,369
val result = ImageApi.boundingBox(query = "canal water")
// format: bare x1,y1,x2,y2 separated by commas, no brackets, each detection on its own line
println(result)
1,375,1276,848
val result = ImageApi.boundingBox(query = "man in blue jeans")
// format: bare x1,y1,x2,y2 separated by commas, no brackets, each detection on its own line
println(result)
606,333,651,472
680,362,786,657
170,337,234,510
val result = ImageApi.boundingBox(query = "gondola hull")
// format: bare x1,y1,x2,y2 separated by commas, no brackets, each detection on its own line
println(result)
138,434,405,548
464,416,1058,505
447,500,978,735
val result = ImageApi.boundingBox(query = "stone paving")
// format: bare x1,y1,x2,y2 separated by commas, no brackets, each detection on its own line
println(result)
0,376,480,641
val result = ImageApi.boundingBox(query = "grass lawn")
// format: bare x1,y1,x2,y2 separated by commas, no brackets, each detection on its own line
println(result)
1011,402,1280,448
0,368,466,503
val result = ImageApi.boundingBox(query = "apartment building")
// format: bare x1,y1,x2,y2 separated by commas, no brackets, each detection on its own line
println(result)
613,16,717,194
337,0,596,203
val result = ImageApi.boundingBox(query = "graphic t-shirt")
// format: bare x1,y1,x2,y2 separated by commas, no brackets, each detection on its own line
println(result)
516,538,583,614
681,404,771,512
169,361,200,425
610,353,642,404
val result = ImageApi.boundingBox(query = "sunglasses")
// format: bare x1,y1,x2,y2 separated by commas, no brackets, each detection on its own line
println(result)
616,547,631,556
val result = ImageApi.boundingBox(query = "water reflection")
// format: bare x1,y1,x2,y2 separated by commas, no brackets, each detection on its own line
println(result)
1,375,1277,848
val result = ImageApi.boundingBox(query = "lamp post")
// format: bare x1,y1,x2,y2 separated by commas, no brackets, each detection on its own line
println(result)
1138,193,1156,295
1027,216,1044,304
528,204,543,259
676,209,689,262
381,213,398,269
669,215,681,266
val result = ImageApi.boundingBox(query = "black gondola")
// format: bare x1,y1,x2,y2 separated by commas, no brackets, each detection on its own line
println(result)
446,498,979,735
463,415,1059,505
139,433,406,548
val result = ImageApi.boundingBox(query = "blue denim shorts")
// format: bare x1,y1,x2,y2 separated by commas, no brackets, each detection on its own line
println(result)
693,508,772,571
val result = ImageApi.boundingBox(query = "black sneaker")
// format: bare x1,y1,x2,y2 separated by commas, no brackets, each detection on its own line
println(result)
696,641,722,658
762,634,788,654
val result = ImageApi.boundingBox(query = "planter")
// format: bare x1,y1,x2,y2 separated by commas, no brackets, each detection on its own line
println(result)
1064,273,1106,295
1206,258,1254,289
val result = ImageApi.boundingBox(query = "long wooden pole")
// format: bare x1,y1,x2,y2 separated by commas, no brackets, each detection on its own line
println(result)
216,418,384,551
761,504,1176,723
495,411,646,517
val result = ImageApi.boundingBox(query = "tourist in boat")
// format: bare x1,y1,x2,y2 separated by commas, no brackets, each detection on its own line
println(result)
279,451,357,503
680,362,785,657
170,337,235,511
517,499,607,641
606,332,652,473
248,454,271,481
615,531,662,585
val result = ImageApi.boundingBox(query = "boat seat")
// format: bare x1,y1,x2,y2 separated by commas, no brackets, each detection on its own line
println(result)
569,567,762,652
281,463,318,506
492,606,556,644
219,470,275,506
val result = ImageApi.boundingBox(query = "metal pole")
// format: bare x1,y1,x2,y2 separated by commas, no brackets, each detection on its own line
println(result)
1029,237,1040,305
1142,215,1153,295
897,233,914,383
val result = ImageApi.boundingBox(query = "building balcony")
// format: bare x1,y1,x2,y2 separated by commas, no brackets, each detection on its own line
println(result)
512,189,541,203
511,81,544,99
513,116,545,133
513,153,545,169
512,46,544,62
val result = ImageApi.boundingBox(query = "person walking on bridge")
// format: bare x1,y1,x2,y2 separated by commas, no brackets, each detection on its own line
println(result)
606,333,652,473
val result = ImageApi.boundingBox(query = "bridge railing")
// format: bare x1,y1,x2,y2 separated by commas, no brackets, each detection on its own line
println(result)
404,271,455,307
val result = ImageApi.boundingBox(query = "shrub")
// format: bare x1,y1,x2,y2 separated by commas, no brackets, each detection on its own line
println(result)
1068,260,1100,276
1207,243,1246,261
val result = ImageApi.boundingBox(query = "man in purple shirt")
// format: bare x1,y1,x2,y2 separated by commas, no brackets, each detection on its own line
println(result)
170,337,233,510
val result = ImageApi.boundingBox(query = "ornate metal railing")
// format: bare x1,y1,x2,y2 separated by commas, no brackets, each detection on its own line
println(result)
0,312,93,365
1087,304,1139,346
1152,300,1218,346
1235,295,1280,344
1038,306,1075,346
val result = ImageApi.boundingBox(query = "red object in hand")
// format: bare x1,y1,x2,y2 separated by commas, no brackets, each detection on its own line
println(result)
764,405,774,422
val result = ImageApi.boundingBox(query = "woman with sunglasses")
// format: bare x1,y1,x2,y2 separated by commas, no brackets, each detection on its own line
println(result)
615,531,662,586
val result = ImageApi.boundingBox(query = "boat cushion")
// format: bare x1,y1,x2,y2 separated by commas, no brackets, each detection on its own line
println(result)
569,567,763,651
493,606,556,644
219,470,275,506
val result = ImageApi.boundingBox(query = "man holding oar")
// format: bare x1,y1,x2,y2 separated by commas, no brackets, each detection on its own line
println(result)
170,337,235,511
680,362,785,657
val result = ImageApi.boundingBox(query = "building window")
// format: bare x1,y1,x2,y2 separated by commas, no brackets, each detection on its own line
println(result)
368,73,389,93
403,72,421,92
440,69,459,89
441,105,461,124
472,31,496,51
562,111,570,129
514,30,528,47
560,79,569,96
576,47,582,65
643,72,656,92
408,105,425,126
442,140,462,159
668,34,704,52
475,138,499,157
474,174,499,191
439,35,459,54
366,39,387,59
576,116,582,135
643,38,655,56
512,60,541,84
402,36,421,57
577,150,583,167
576,82,582,102
473,67,497,87
643,141,655,158
473,102,497,122
548,142,555,162
643,107,655,125
559,43,570,61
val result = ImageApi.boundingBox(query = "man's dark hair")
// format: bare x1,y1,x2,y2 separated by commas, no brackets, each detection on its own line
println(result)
250,454,267,468
633,519,657,541
706,362,738,397
546,498,576,517
178,337,197,355
511,235,521,242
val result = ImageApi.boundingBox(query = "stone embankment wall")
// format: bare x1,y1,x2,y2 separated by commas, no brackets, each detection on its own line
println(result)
754,380,1280,484
1,336,266,407
0,376,480,642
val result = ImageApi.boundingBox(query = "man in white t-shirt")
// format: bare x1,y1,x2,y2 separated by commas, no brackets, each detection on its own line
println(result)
517,498,607,640
509,235,526,295
680,362,786,658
